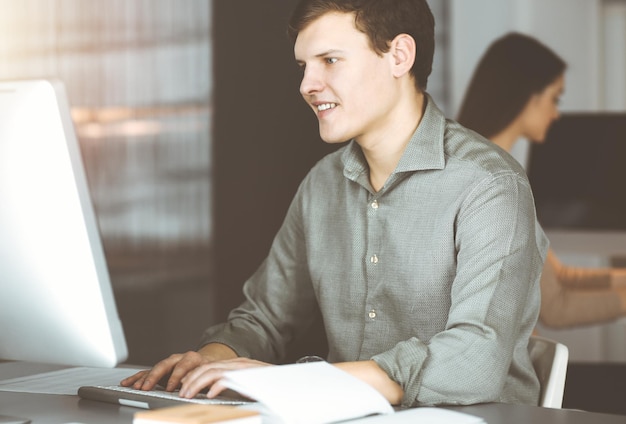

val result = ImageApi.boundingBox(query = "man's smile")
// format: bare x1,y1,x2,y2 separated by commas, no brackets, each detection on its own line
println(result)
316,102,337,112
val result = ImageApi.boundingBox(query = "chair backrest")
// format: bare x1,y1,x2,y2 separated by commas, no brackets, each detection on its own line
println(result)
528,335,569,408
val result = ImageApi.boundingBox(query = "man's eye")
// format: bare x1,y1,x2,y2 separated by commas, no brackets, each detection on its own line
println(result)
325,57,338,64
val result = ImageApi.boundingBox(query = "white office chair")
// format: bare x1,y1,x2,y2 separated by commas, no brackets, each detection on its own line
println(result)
528,335,569,408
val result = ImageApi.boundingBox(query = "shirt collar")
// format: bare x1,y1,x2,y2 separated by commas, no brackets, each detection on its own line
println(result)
341,93,447,182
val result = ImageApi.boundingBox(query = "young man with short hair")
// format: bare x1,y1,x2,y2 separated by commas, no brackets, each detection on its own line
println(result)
123,0,548,407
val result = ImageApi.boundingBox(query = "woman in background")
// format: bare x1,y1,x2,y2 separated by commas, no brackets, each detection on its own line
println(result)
457,32,626,328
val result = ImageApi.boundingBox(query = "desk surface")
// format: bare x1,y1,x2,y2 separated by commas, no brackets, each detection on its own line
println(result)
1,362,625,424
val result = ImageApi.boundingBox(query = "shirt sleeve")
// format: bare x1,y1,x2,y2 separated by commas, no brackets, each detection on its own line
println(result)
198,184,318,363
371,172,548,407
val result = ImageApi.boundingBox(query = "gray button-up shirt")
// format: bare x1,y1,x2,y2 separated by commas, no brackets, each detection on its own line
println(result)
200,96,548,407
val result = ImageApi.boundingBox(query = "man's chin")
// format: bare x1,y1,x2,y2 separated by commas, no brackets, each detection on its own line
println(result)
321,138,350,145
319,132,350,144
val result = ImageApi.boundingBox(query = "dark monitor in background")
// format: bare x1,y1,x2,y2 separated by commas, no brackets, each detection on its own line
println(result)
0,79,128,367
527,113,626,232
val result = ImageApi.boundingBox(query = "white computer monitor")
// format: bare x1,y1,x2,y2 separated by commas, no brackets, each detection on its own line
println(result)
0,79,128,367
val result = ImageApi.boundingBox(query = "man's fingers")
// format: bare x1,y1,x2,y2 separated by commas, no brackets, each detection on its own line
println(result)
120,370,148,387
120,353,268,398
206,380,228,399
178,358,270,398
164,351,211,391
126,354,184,391
179,364,225,398
143,354,189,390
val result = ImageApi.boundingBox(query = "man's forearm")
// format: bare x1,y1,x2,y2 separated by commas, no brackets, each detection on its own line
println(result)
198,342,239,361
335,360,404,405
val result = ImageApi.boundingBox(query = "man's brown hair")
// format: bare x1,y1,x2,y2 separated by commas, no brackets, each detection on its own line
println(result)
288,0,435,92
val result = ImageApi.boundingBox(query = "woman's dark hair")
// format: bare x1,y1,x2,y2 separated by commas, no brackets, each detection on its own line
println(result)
457,32,566,139
287,0,435,92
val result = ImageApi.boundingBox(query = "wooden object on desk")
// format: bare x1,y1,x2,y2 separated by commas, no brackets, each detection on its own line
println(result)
133,404,260,424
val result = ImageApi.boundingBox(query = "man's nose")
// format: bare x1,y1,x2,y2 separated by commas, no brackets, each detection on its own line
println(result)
299,67,323,96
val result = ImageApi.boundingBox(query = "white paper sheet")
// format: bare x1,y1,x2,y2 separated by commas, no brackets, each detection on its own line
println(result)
0,366,146,395
220,362,394,424
348,407,486,423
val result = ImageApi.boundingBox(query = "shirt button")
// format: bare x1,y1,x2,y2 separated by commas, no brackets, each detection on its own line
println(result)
368,310,377,319
370,254,378,264
371,200,379,209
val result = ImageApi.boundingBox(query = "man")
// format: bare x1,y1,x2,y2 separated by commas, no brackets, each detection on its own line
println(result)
122,0,548,407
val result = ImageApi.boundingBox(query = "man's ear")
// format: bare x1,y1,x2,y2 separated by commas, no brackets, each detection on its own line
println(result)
389,34,416,78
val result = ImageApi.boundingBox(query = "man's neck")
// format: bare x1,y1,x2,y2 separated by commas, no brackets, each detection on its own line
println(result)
360,91,425,192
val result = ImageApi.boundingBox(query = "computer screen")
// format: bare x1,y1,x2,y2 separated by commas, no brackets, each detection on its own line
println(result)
0,79,128,367
527,113,626,232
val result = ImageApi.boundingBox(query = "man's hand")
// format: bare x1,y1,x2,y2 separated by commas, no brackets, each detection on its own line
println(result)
120,343,239,394
335,360,404,405
179,357,270,399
